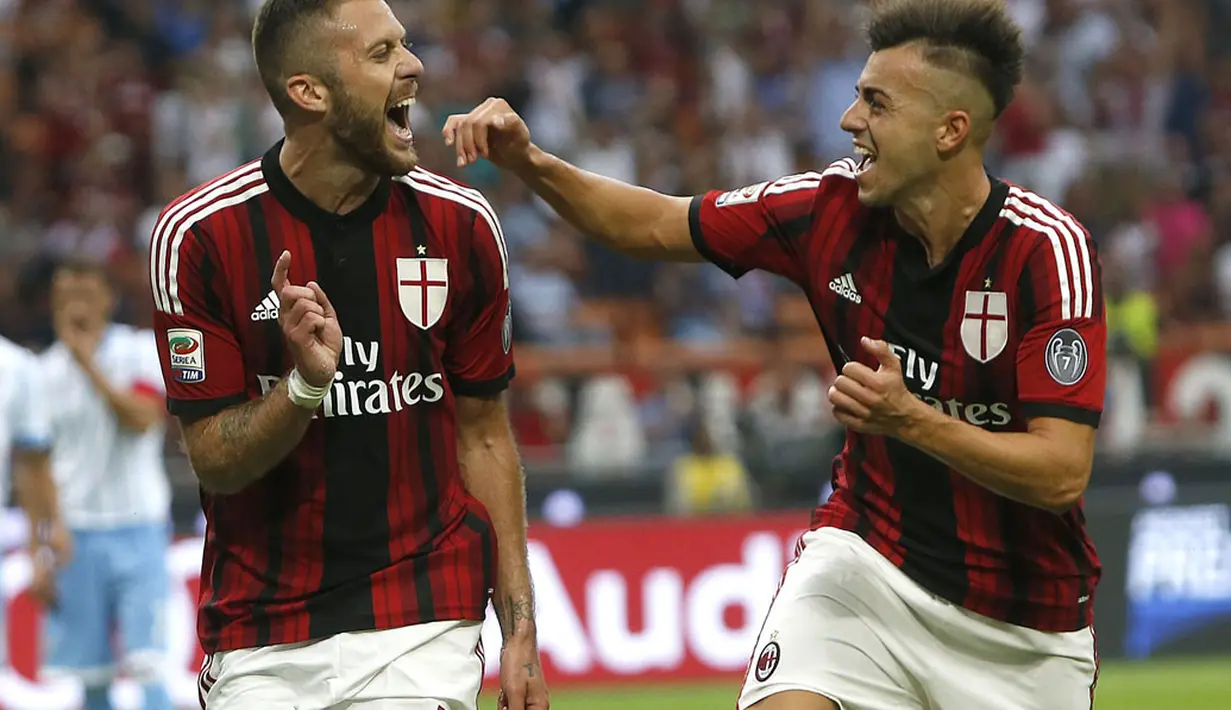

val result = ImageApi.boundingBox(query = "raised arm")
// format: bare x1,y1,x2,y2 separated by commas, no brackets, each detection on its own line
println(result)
151,215,342,494
445,99,851,284
444,97,695,261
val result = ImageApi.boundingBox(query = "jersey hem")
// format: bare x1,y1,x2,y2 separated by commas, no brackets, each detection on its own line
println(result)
167,392,250,423
688,195,748,279
450,364,515,398
1018,401,1101,427
198,605,490,654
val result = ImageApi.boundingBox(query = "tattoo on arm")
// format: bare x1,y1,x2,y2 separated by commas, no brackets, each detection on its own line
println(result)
499,595,535,640
182,378,314,494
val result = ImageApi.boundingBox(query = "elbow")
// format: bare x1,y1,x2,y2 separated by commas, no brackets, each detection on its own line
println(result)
1039,468,1092,514
188,456,253,496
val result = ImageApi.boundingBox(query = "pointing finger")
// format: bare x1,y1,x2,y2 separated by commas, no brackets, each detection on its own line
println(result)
271,250,292,293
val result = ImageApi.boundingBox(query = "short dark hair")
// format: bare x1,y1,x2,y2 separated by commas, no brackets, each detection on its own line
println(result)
865,0,1024,117
252,0,345,116
54,255,109,280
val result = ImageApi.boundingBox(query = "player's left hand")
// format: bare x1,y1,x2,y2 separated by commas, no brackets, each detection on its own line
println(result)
828,337,922,437
497,636,549,710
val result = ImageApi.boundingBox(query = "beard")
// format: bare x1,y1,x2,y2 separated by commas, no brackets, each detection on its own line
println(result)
326,82,418,177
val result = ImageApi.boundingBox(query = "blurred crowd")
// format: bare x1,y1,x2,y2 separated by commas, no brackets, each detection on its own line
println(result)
0,0,1228,499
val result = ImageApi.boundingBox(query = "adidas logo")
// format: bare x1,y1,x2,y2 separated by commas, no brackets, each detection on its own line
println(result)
828,273,862,304
250,290,280,321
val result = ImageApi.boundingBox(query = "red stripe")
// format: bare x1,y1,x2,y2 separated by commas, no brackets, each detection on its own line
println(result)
130,381,163,399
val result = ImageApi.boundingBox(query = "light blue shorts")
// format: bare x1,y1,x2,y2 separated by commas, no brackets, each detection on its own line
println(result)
43,523,170,687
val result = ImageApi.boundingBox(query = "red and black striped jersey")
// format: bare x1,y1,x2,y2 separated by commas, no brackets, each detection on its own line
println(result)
690,159,1104,632
149,141,511,653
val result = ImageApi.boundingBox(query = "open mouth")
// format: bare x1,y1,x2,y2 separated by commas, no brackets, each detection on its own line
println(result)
386,96,415,142
854,145,877,174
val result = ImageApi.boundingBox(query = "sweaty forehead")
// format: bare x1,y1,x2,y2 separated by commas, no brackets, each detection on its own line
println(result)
329,0,404,50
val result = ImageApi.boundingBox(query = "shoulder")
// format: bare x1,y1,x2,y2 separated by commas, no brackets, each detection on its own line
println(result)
151,158,268,247
393,166,500,226
998,181,1100,317
0,336,32,374
998,182,1095,259
713,159,861,209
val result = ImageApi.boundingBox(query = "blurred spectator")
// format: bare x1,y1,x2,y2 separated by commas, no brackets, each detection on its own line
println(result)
665,415,754,516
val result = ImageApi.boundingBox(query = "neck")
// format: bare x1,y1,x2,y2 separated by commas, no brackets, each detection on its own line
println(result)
280,132,381,215
893,161,991,267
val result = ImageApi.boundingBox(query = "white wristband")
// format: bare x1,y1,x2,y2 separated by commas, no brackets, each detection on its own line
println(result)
287,369,330,409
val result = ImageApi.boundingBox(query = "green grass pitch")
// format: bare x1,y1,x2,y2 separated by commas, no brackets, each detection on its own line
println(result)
482,657,1230,709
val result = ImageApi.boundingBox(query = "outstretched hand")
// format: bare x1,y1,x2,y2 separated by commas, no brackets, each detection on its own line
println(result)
271,251,342,388
827,337,922,437
442,97,533,170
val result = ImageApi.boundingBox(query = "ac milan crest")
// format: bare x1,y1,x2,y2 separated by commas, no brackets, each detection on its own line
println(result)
959,290,1009,363
754,641,781,682
397,258,449,330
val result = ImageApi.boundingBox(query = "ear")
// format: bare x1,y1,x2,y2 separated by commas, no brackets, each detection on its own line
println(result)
935,109,972,152
286,74,330,114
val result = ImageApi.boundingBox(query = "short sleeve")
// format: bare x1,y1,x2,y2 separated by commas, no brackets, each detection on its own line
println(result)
687,159,857,283
150,222,248,421
1016,228,1106,427
444,208,515,398
12,353,51,451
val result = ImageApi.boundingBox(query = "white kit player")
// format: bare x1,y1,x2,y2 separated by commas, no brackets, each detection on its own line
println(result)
38,259,173,710
0,334,67,669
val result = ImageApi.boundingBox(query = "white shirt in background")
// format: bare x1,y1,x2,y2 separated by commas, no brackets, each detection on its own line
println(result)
40,324,170,530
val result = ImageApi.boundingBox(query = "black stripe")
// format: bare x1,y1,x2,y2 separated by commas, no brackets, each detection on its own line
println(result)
999,496,1032,626
462,510,496,595
885,227,968,605
408,197,440,621
167,393,248,423
193,227,225,317
1018,402,1101,427
451,365,515,397
687,195,746,279
244,199,285,647
306,218,387,637
1016,258,1037,341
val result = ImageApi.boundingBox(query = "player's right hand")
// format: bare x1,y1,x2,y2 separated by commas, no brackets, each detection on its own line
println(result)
271,250,342,388
442,97,532,170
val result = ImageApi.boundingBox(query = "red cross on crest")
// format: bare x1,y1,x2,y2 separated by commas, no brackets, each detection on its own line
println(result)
959,290,1009,363
397,258,449,330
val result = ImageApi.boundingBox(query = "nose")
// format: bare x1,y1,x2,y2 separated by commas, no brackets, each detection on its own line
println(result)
397,45,424,79
839,99,863,135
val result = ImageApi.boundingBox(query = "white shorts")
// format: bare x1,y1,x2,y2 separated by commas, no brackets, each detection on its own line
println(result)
738,528,1098,710
199,620,484,710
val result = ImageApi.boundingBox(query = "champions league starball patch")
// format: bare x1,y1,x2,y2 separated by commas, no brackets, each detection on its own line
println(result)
1045,328,1087,386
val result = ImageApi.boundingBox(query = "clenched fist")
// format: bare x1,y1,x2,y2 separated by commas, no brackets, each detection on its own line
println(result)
270,250,342,388
442,97,533,170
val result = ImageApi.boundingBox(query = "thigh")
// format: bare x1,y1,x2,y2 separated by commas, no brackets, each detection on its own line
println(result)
336,621,484,709
926,608,1098,710
203,641,333,710
738,530,926,710
43,531,113,682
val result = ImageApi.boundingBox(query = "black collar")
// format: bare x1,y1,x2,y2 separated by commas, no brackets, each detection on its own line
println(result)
261,139,392,230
